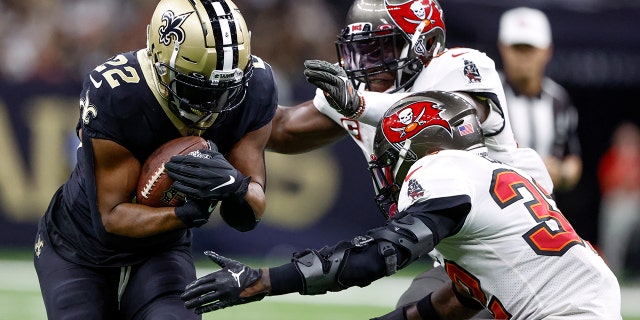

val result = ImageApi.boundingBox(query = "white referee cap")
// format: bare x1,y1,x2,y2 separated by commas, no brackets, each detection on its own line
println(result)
499,7,552,48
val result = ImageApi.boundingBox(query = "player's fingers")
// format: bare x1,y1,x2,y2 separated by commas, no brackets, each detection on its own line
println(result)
195,302,225,314
205,140,218,153
204,251,230,268
169,176,203,192
304,59,341,74
167,154,201,165
303,69,340,85
183,290,222,309
165,164,199,180
199,147,223,158
305,76,340,95
182,274,223,300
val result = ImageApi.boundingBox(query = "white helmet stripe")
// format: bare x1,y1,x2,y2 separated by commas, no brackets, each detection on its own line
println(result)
205,0,239,71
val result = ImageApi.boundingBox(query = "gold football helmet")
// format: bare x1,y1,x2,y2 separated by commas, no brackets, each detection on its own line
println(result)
147,0,253,128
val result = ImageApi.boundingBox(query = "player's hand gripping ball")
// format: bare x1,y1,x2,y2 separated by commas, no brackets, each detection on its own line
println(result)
136,136,209,207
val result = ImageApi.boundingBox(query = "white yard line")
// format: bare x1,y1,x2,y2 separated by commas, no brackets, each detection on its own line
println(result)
3,260,639,315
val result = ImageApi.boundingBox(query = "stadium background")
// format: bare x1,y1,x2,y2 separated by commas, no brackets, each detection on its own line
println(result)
1,0,639,318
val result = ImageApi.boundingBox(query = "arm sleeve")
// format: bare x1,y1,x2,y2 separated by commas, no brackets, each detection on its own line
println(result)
265,198,470,296
268,263,304,295
357,91,411,126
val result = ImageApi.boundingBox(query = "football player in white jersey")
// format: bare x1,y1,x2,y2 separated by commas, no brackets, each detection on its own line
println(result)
269,0,554,314
268,0,554,314
302,0,552,194
181,91,621,319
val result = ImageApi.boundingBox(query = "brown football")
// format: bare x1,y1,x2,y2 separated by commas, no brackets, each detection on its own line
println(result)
136,136,209,207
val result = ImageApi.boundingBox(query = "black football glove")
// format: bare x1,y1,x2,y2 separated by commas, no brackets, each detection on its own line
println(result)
181,251,267,315
174,197,218,228
165,143,251,201
303,59,363,118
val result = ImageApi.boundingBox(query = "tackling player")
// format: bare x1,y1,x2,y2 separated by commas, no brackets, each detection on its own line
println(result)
268,0,551,316
33,0,276,319
181,91,621,319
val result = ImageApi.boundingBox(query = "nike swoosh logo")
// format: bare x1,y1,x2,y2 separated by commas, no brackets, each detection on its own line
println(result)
451,52,469,58
208,202,217,213
210,175,235,192
89,74,102,88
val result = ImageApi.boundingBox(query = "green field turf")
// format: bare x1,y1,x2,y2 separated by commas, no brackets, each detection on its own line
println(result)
2,251,639,320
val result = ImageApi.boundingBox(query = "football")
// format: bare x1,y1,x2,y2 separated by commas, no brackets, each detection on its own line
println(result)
136,136,209,207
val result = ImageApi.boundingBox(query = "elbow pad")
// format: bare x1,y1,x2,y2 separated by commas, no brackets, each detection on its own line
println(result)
368,214,435,267
291,237,396,295
291,214,434,295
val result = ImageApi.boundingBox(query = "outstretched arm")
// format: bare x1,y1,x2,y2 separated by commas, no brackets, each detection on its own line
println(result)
267,101,346,154
181,202,472,314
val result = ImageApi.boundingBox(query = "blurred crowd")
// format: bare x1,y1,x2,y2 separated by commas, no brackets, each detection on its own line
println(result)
1,0,154,84
0,0,345,103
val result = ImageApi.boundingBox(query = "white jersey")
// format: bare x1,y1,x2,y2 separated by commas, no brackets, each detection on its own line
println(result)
397,148,621,319
314,47,553,193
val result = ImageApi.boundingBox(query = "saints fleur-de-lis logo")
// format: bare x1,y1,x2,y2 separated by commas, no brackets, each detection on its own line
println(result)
158,10,194,46
35,234,44,258
80,89,97,125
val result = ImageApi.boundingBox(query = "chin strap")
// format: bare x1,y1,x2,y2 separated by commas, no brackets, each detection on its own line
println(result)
393,139,412,178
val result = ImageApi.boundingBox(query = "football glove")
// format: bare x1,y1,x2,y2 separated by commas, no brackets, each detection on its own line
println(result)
303,59,364,118
165,143,251,201
181,251,267,314
174,197,218,228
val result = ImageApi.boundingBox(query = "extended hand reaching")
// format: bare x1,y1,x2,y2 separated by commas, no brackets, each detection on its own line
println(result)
303,59,364,118
181,251,267,314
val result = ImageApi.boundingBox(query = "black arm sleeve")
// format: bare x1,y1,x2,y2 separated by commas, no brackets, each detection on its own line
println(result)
268,263,303,295
266,195,471,296
400,195,471,244
220,196,259,232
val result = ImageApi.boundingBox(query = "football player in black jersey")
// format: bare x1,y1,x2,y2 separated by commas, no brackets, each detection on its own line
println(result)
33,0,277,319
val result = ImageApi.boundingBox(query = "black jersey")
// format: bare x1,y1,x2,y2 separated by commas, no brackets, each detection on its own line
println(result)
42,50,277,266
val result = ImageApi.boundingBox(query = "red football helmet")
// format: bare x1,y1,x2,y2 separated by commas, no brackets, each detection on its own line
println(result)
336,0,446,93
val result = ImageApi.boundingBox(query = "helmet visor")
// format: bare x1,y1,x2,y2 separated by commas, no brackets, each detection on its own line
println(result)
337,33,404,79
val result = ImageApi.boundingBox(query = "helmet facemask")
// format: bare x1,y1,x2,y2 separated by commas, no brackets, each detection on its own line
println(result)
154,59,254,126
369,139,413,219
336,27,419,93
336,0,446,93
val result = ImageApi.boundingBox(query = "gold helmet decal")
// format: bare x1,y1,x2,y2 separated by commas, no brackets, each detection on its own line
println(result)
157,11,193,46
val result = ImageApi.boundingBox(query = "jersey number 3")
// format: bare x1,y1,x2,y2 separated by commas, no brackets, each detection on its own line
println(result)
490,168,584,256
445,169,586,319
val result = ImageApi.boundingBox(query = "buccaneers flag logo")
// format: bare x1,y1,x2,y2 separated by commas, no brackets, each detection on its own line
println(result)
382,101,451,143
385,0,445,36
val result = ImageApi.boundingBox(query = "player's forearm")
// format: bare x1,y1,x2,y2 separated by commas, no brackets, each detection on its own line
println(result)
101,203,184,237
358,91,411,125
267,104,346,154
266,264,305,295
